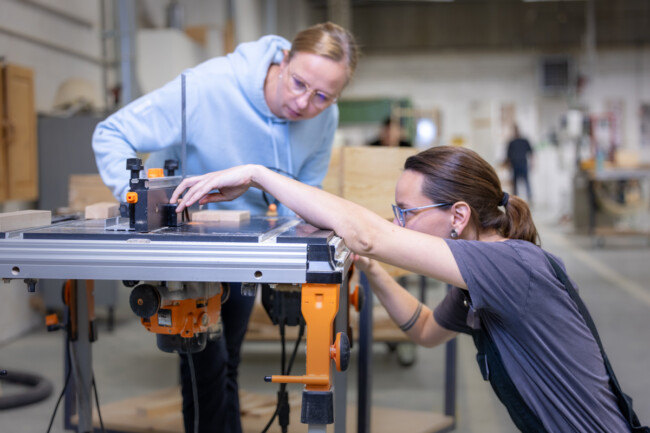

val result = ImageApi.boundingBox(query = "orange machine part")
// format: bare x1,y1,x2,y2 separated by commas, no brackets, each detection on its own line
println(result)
141,291,222,338
126,191,138,204
303,283,340,390
273,283,340,390
45,313,59,327
349,284,361,312
147,168,164,178
330,333,341,371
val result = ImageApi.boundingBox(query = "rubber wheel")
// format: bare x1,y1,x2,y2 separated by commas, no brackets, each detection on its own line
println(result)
396,342,417,367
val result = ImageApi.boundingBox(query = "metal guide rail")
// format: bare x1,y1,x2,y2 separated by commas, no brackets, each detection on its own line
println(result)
0,216,351,284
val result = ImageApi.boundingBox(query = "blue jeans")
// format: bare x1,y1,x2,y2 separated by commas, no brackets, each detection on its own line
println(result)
179,283,255,433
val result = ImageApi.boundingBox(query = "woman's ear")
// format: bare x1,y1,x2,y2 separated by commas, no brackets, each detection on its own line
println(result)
450,201,472,236
281,49,290,64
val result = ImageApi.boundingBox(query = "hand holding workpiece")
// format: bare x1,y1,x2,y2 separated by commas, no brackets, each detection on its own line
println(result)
171,165,258,212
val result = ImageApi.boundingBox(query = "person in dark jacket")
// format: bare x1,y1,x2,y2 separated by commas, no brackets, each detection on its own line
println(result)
505,124,534,203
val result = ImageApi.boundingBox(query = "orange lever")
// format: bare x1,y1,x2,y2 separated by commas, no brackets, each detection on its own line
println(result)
266,283,340,391
349,284,362,312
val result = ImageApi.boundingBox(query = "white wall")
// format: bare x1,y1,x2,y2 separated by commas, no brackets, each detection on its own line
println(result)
0,0,104,112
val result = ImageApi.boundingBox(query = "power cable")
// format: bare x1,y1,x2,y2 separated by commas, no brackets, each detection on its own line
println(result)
46,340,72,433
187,351,199,433
261,320,305,433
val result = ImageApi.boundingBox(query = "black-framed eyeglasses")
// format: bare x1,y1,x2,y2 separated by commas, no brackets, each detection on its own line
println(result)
392,203,452,227
286,65,337,108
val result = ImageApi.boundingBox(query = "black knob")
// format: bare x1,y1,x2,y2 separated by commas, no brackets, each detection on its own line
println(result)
129,284,161,318
338,333,351,372
126,158,143,179
164,159,179,176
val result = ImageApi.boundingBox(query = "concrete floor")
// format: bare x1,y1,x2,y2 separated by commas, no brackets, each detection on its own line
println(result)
0,211,649,433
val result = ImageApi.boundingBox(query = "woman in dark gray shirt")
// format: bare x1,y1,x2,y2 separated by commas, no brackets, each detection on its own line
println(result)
171,146,636,432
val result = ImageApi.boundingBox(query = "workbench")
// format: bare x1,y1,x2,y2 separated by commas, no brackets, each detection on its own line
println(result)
0,213,457,433
573,167,650,246
0,215,354,433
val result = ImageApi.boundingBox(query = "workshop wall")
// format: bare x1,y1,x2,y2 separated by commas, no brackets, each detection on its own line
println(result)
0,0,103,112
342,46,650,217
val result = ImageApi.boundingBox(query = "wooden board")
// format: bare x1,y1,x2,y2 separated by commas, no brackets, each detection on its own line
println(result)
0,66,6,202
191,209,251,222
78,387,453,433
68,174,117,212
0,210,51,232
84,202,120,219
4,64,38,201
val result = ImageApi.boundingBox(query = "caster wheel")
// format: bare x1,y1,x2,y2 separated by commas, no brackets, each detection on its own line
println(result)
396,342,417,367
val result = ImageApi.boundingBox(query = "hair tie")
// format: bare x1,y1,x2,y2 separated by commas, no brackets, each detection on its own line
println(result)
500,192,509,207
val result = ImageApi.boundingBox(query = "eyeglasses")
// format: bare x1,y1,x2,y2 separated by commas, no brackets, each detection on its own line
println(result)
286,66,337,108
392,203,452,227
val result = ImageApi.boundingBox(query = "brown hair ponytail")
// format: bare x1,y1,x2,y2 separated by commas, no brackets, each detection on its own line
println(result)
404,146,540,245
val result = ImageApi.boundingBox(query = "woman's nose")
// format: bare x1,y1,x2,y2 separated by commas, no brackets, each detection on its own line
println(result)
295,92,311,109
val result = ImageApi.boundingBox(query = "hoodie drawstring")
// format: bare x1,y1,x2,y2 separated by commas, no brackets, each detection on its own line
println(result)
268,117,293,175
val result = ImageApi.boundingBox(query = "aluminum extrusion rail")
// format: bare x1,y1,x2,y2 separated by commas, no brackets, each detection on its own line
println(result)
0,237,309,283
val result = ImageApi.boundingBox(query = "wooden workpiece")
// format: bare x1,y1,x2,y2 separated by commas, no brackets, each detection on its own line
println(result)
0,210,51,232
191,209,251,222
84,202,120,219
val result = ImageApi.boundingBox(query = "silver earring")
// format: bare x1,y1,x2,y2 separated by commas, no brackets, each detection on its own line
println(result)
450,228,459,239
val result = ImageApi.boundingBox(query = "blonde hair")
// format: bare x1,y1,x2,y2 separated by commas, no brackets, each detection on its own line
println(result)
288,22,359,82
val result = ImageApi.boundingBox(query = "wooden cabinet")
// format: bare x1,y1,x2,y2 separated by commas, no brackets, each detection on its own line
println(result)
1,63,38,202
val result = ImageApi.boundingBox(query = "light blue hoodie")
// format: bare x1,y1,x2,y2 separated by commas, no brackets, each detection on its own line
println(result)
92,35,338,216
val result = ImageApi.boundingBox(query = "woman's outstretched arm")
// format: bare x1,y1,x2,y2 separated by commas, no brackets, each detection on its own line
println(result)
170,164,465,289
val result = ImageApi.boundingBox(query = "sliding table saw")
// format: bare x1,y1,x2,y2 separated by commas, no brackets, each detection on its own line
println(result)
0,161,357,433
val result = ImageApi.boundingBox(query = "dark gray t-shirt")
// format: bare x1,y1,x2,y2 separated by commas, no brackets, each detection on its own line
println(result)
434,239,629,432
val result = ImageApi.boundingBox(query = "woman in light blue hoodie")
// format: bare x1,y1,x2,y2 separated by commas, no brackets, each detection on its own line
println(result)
92,22,358,433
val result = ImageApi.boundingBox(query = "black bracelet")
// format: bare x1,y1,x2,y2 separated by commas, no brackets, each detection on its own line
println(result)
399,302,423,332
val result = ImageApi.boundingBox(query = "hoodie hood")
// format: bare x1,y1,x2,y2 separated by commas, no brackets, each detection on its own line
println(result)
227,35,290,119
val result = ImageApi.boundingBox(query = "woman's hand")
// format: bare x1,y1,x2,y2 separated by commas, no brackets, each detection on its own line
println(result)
352,253,375,274
170,165,259,212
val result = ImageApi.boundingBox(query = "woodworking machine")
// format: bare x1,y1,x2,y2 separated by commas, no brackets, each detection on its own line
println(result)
0,159,356,431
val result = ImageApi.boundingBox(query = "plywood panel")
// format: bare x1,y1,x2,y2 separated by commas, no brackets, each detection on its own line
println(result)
340,147,417,219
68,174,117,212
322,146,342,196
0,66,7,202
5,64,38,201
323,146,418,218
